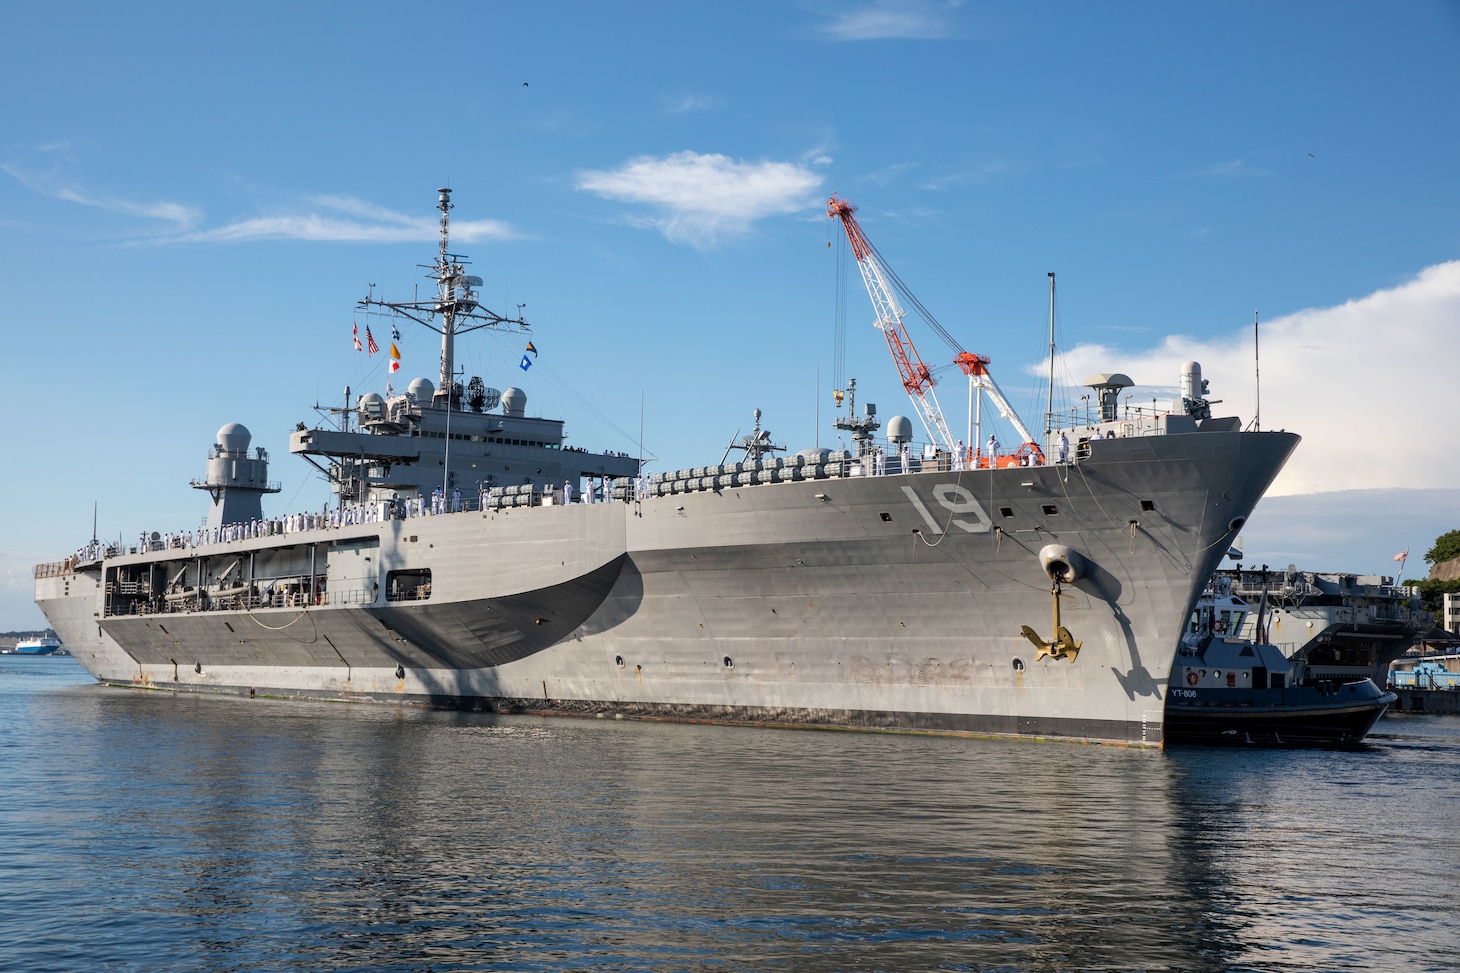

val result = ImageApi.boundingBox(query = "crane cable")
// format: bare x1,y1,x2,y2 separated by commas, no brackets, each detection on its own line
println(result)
859,235,965,356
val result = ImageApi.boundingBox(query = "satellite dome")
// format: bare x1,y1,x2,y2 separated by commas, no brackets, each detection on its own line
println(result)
886,416,913,444
502,387,527,417
797,447,832,464
217,422,251,453
357,391,386,419
407,377,435,404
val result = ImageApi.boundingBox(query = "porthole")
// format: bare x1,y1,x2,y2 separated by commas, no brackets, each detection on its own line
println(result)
1012,658,1025,671
615,655,625,669
723,656,734,670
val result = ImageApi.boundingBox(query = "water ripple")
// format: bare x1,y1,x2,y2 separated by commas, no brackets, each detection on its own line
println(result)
0,658,1456,971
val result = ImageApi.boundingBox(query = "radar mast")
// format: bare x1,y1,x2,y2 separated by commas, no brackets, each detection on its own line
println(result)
357,188,530,407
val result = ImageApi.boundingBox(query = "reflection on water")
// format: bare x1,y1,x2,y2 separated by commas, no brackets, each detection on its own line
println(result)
1,656,1456,972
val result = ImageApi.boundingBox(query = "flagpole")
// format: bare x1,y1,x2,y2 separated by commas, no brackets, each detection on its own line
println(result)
1252,310,1260,432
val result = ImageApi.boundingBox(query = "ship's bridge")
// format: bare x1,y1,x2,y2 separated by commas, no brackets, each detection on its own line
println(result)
290,383,638,504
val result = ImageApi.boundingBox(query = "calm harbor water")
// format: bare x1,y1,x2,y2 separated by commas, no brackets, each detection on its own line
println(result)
2,655,1456,973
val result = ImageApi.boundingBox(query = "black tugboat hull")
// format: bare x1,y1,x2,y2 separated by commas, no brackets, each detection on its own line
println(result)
1164,680,1395,746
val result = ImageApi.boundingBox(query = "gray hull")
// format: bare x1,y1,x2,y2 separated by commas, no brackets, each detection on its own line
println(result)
36,429,1298,746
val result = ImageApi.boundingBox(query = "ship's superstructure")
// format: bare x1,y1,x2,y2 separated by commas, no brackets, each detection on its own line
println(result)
34,190,1300,746
1215,565,1430,685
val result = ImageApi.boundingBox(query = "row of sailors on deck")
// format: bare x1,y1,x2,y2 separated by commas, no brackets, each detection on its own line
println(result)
940,430,1103,470
860,438,1051,473
71,540,107,563
143,511,331,551
133,474,652,553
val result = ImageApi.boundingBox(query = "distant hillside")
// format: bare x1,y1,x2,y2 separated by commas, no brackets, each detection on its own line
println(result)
1431,556,1460,582
1,630,56,649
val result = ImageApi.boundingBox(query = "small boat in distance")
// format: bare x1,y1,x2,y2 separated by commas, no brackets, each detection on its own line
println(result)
14,635,63,655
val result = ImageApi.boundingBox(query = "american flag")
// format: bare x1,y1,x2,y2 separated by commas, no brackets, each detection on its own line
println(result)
365,326,379,356
1394,550,1408,563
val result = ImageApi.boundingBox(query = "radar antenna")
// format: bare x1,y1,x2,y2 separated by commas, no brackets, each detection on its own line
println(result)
720,409,786,466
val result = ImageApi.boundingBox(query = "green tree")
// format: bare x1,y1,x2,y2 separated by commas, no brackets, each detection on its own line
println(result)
1404,576,1460,614
1425,529,1460,566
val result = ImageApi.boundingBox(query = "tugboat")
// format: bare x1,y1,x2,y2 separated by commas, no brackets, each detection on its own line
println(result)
1164,576,1396,745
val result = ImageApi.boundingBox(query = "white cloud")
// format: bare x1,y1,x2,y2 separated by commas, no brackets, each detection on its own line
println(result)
1042,261,1460,496
171,196,511,244
1235,488,1460,575
3,168,510,245
920,160,1010,190
665,94,726,114
861,161,919,187
3,163,201,227
815,0,962,41
1198,159,1271,178
576,151,823,246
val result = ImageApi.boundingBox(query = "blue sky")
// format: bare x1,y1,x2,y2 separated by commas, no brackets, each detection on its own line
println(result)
3,1,1459,629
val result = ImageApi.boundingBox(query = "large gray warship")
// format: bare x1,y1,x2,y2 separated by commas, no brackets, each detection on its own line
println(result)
35,189,1299,745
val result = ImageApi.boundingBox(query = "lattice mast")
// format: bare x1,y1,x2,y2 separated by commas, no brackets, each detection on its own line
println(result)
357,188,529,407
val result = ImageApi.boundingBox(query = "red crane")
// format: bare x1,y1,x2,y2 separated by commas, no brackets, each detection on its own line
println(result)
827,195,954,451
827,195,1040,462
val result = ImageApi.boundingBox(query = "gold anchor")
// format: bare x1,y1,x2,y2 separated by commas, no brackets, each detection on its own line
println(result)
1020,578,1082,662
